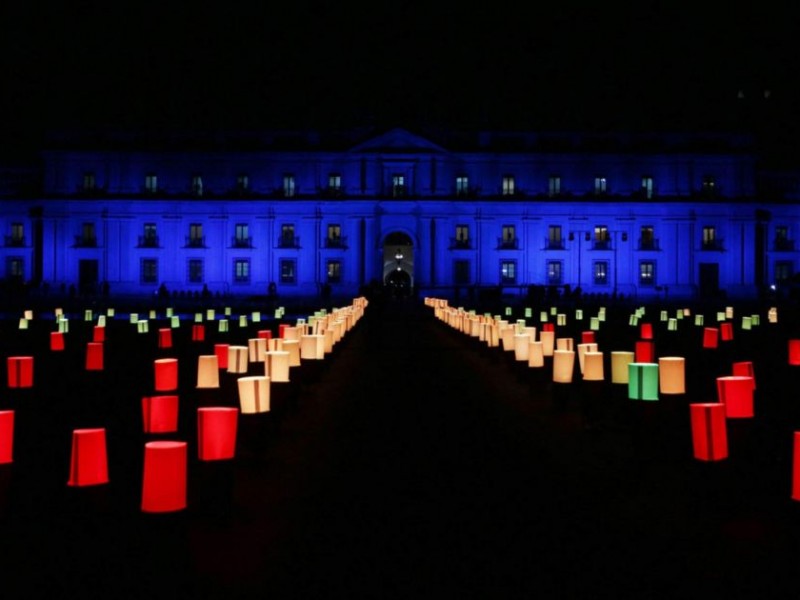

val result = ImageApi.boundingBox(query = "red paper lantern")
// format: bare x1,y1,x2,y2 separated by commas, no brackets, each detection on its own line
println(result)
85,342,104,371
703,328,719,349
635,340,655,363
50,332,65,351
142,395,179,433
7,356,34,388
158,328,173,349
93,325,105,343
581,331,595,344
0,410,14,464
197,407,238,461
732,361,755,389
154,358,178,392
214,344,229,369
792,432,800,501
690,403,728,461
191,324,205,342
789,340,800,366
141,441,187,513
258,330,272,340
716,376,754,418
279,324,289,338
720,322,734,342
542,323,555,333
67,428,109,486
640,322,653,340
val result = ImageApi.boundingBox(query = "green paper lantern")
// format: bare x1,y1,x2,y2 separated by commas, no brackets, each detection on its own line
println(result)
628,362,659,401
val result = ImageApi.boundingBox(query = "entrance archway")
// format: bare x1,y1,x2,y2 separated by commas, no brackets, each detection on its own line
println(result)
382,231,414,295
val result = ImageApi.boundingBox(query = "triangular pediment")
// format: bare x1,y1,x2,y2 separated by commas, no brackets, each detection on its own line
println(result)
350,128,447,153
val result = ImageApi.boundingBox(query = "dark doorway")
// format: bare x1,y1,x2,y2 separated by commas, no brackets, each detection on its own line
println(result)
382,231,414,292
79,259,99,295
699,262,719,297
385,268,412,296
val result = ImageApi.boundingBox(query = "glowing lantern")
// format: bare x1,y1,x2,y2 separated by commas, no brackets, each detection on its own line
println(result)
552,350,575,383
85,342,104,371
577,343,598,374
581,331,595,344
218,319,229,333
214,344,229,369
720,322,734,342
611,351,634,384
557,314,567,326
258,330,272,340
695,315,704,327
67,428,109,487
248,338,267,363
142,395,179,433
197,407,238,461
50,332,65,351
732,361,755,389
0,410,14,464
141,441,187,513
501,327,516,351
640,323,653,340
583,351,604,381
227,346,249,374
282,339,301,367
635,340,655,363
93,325,105,343
157,328,172,349
7,356,33,388
658,357,685,394
590,317,600,331
792,432,800,500
716,376,754,418
542,323,555,333
196,355,220,389
628,363,659,401
556,338,574,351
24,309,33,320
300,335,325,360
703,328,719,349
540,330,555,357
690,403,728,461
264,351,290,383
513,334,532,361
279,324,290,338
789,340,800,366
192,324,205,342
238,376,270,414
528,341,544,368
154,358,178,392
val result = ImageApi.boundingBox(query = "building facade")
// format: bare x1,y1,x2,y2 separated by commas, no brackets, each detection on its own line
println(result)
1,127,798,301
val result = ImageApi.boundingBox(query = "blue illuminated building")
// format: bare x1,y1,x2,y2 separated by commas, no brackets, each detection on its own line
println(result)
0,126,798,301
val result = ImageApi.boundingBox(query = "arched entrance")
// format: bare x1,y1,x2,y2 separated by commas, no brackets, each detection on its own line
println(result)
383,231,414,296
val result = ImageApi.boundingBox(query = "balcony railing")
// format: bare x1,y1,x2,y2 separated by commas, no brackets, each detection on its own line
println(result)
138,235,159,248
774,238,795,251
278,235,300,248
232,236,254,248
498,237,518,250
702,239,725,251
325,236,348,249
638,237,660,251
185,236,206,248
74,235,97,248
592,239,612,250
545,238,565,250
4,236,25,247
450,238,471,250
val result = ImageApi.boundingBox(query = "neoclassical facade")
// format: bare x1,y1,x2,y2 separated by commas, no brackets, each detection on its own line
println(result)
0,127,797,300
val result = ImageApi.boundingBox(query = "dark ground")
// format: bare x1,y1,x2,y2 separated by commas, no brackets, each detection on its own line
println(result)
1,298,800,599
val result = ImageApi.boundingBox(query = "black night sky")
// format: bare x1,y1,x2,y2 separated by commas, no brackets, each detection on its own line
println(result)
1,1,799,151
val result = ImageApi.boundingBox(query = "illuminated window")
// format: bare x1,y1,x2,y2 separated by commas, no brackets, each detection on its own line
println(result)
641,176,654,199
234,259,250,283
702,226,717,250
237,174,249,191
594,176,607,195
145,173,158,194
188,259,204,283
594,225,610,249
548,175,561,197
456,175,469,197
454,259,470,285
280,258,296,284
547,260,562,284
8,223,24,247
6,257,23,280
548,225,563,249
140,258,158,284
83,172,96,191
594,261,608,285
234,223,250,248
454,224,470,248
502,175,515,196
702,175,716,192
328,173,341,191
327,259,342,283
639,261,655,285
392,174,405,197
327,223,343,247
188,223,204,248
640,225,655,250
140,223,158,247
280,224,296,247
500,260,517,284
501,225,516,248
191,175,203,197
283,174,295,197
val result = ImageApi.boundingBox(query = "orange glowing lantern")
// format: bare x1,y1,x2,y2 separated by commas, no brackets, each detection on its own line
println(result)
552,350,575,383
583,351,604,381
528,341,545,367
300,335,325,360
716,376,754,418
658,357,686,395
141,441,187,513
540,330,555,357
279,324,290,338
67,428,109,487
264,351,290,382
142,395,179,433
282,339,301,367
154,358,178,392
237,376,270,414
690,403,728,461
0,410,14,464
85,342,104,371
50,332,65,351
196,355,220,389
611,351,635,384
7,356,33,388
197,407,238,461
248,337,267,363
227,346,249,374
